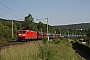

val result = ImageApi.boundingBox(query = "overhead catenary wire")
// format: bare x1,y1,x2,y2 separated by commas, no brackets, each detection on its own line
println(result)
0,2,23,17
0,7,19,18
10,0,23,9
10,0,29,14
0,1,25,41
0,7,23,20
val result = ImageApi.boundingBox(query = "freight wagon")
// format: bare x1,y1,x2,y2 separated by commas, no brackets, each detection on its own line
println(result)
18,30,67,41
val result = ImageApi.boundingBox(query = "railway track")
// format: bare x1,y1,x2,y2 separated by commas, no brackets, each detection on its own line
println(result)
0,40,41,51
0,42,24,50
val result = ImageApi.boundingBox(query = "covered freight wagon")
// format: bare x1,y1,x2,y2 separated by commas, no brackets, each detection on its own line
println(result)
37,32,44,39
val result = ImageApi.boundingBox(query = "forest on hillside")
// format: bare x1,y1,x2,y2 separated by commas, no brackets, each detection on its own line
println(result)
0,14,54,43
0,14,90,43
53,23,90,29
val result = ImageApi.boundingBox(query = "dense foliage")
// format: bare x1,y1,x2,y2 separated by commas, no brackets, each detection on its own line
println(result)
0,14,90,43
53,23,90,35
1,38,82,60
0,14,55,43
0,21,12,43
53,23,90,29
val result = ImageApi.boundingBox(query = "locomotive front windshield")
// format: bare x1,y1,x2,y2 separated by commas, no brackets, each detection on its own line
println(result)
19,31,26,34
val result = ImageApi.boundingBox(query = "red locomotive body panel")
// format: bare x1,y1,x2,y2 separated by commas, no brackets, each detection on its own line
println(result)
18,30,37,40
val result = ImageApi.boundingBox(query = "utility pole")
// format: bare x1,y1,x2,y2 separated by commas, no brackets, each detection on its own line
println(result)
46,17,49,41
36,17,49,41
12,19,13,41
55,30,56,34
68,30,69,37
40,28,42,32
59,27,61,37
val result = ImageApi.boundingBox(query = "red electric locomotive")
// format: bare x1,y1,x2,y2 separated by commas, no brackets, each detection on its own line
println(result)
18,30,37,40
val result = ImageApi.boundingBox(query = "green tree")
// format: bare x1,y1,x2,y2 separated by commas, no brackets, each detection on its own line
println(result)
87,29,90,37
48,25,55,33
0,23,12,43
37,21,46,32
2,21,12,28
15,22,22,30
0,22,3,27
22,14,38,31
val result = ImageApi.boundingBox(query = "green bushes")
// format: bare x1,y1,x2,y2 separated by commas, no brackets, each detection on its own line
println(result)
0,25,12,43
42,38,48,44
38,38,82,60
38,44,57,60
1,42,40,60
1,38,82,60
52,38,61,44
39,38,57,60
0,20,18,43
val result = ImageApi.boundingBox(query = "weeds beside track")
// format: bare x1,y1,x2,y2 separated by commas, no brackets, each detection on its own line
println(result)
0,40,41,51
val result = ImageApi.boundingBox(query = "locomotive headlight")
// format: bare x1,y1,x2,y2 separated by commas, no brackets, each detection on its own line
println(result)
23,34,25,36
18,34,21,36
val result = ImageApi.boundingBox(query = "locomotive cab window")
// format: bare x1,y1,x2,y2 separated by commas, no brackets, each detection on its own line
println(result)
23,31,26,34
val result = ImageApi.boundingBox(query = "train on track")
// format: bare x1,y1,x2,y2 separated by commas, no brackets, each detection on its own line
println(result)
18,30,59,41
18,30,85,41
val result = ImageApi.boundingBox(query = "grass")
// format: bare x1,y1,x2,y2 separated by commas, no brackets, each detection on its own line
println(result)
0,38,82,60
1,42,40,60
48,39,82,60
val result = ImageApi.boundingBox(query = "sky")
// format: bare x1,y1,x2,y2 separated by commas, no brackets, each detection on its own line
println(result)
0,0,90,26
